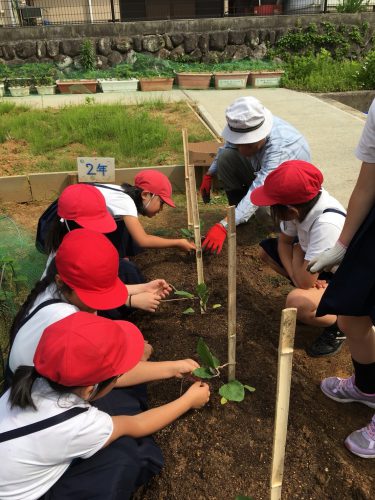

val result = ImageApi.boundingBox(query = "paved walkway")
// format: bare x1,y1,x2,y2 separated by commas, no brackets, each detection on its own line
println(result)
3,87,368,206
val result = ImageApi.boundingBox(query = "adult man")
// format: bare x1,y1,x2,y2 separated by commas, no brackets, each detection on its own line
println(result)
201,96,311,254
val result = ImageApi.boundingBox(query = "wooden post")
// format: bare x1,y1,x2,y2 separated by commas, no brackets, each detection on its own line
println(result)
227,205,236,381
182,129,193,230
188,164,204,287
270,308,297,500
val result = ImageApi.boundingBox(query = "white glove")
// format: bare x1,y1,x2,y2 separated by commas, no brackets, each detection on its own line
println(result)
307,241,347,273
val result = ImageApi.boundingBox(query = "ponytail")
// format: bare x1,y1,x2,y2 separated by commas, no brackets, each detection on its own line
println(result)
9,366,38,409
45,216,80,254
121,183,145,215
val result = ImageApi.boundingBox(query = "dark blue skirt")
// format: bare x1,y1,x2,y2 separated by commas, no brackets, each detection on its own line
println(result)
317,203,375,323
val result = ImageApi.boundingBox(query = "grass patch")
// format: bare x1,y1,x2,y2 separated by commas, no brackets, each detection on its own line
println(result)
0,101,212,176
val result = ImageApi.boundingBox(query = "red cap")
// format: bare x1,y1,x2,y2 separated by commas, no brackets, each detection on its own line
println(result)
34,312,144,386
55,229,128,310
134,170,175,208
58,184,116,234
250,160,323,206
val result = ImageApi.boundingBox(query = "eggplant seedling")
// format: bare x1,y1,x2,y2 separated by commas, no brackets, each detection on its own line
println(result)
180,220,204,240
192,338,255,404
168,283,221,314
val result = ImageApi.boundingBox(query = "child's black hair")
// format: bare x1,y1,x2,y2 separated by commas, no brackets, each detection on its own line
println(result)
9,259,72,347
9,366,118,410
270,191,322,227
45,218,81,254
121,183,146,216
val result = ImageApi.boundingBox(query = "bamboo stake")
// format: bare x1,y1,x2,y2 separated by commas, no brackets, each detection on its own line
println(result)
270,307,297,500
227,205,236,381
182,128,193,230
188,164,204,288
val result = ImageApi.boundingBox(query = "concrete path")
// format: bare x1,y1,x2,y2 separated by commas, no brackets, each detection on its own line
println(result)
3,87,368,206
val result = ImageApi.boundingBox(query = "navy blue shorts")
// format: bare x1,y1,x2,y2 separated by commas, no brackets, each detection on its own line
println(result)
259,237,333,283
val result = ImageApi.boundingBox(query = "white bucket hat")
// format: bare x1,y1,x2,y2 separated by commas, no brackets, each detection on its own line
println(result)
221,96,273,144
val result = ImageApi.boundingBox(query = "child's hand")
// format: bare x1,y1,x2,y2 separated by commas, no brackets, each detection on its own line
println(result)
313,279,328,289
178,239,196,252
141,340,153,361
131,292,161,312
173,359,200,378
184,381,210,409
143,279,172,298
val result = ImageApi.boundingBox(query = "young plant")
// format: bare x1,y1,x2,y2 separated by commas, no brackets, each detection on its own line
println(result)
171,284,221,314
192,338,255,404
80,39,96,71
180,220,204,240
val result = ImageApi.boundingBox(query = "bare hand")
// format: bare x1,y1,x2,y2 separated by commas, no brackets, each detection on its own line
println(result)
313,279,328,289
143,279,172,299
131,292,161,312
178,239,196,252
141,340,153,361
185,381,210,409
173,359,200,378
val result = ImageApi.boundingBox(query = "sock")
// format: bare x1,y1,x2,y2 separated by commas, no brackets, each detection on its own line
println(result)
352,358,375,394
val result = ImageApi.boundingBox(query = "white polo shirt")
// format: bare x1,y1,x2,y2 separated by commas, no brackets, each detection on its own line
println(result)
9,284,79,373
94,184,138,219
356,99,375,163
280,189,346,262
0,378,112,500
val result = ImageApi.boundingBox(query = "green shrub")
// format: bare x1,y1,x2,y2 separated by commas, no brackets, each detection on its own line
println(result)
80,39,96,71
336,0,370,12
356,50,375,89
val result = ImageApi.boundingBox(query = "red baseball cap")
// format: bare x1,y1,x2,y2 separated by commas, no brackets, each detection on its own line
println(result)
34,312,144,386
55,229,128,310
250,160,323,206
58,184,116,233
134,170,176,208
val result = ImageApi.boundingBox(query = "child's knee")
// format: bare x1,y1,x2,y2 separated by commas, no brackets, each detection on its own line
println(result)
286,291,314,320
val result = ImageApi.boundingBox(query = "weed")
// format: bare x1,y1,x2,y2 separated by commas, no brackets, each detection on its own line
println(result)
80,39,96,71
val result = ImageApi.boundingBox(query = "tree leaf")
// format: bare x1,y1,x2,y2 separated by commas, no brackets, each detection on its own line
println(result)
244,385,256,393
175,290,195,299
219,380,245,402
212,304,221,309
220,397,228,405
193,367,215,379
182,307,195,314
197,337,220,369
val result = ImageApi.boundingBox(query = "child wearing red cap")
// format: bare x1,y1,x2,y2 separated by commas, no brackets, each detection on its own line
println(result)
0,312,210,500
250,160,347,357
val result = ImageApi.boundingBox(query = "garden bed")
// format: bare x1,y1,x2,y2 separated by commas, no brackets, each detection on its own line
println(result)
3,200,374,500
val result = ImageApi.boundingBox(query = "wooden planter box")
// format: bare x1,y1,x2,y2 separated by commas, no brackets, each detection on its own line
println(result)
9,86,30,97
139,78,174,91
249,70,284,88
36,85,56,95
176,73,212,90
98,78,139,92
214,72,249,89
56,79,98,94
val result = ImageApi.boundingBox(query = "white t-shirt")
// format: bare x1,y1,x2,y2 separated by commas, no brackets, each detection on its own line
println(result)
9,284,79,373
356,99,375,164
94,184,138,219
280,189,346,262
0,378,112,500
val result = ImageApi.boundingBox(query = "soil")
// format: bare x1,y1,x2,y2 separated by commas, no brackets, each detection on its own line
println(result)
2,200,375,500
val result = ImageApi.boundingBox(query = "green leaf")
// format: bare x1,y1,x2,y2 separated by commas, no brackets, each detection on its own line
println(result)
197,337,220,369
219,380,245,402
180,228,192,238
175,290,195,299
212,304,221,309
182,307,195,315
220,397,228,405
244,385,256,393
193,367,215,379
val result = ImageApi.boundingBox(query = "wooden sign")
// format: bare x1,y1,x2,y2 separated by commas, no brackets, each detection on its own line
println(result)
77,157,115,183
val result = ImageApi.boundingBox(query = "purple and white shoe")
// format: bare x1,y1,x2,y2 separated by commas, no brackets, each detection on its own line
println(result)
320,375,375,409
345,415,375,458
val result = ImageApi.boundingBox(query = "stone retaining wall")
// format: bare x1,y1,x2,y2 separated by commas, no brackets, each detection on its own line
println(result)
0,13,374,70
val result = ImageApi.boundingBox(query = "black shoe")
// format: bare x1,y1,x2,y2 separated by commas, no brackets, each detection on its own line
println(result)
306,325,346,358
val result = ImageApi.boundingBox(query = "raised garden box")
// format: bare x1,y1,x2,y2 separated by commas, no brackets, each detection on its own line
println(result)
98,78,139,92
176,73,212,90
56,79,98,94
249,70,284,88
36,85,56,95
9,86,30,97
214,72,249,90
188,140,224,167
139,78,174,91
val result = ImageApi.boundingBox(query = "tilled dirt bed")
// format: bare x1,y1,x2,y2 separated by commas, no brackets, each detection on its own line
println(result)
4,200,375,500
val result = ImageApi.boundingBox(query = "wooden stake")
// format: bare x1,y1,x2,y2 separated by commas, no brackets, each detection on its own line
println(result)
270,307,297,500
188,164,204,287
227,205,236,381
182,128,193,230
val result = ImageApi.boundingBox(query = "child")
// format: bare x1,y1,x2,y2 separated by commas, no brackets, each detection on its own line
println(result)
250,160,347,357
0,312,210,499
43,183,171,314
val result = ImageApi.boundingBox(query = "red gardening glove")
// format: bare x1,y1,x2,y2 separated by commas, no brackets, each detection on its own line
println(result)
199,174,213,204
202,223,227,255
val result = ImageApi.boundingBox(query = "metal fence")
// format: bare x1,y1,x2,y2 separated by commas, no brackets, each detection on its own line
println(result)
0,0,374,28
